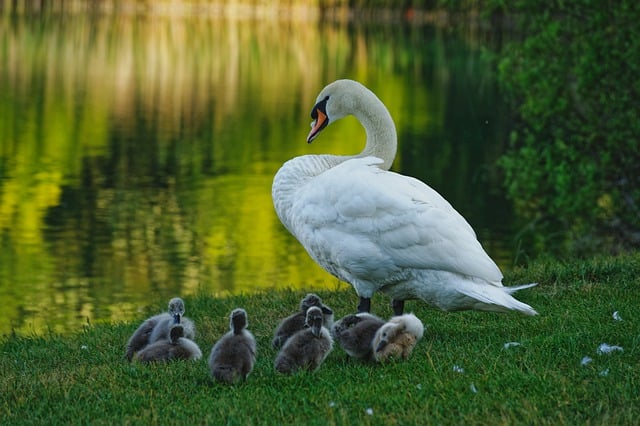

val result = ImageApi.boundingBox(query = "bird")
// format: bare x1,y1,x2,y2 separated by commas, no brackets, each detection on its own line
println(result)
272,79,537,317
331,312,385,361
135,324,203,362
371,313,424,362
274,306,333,374
208,308,257,384
272,293,334,349
125,297,195,361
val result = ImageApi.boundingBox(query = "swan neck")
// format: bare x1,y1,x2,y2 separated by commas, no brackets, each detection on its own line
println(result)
354,93,397,171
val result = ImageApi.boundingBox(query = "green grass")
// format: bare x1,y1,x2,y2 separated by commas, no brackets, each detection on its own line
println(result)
2,253,639,425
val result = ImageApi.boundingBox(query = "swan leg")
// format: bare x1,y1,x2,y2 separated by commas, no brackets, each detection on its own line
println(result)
357,297,371,313
392,299,405,316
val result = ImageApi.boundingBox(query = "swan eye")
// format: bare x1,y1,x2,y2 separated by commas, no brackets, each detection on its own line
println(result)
310,96,330,119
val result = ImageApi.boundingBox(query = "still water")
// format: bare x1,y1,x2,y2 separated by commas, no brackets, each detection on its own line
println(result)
0,8,519,335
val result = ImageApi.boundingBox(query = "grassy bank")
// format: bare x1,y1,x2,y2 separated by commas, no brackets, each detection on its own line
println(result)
2,253,639,425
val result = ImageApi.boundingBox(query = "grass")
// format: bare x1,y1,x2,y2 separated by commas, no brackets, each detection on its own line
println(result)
1,253,639,425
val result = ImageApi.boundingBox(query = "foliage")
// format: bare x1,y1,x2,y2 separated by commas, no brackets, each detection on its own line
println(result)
495,0,640,257
1,253,639,424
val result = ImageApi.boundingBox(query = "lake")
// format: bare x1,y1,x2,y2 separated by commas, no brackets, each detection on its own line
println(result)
0,5,521,335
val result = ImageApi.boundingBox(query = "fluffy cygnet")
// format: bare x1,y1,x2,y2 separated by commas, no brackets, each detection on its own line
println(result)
274,306,333,374
372,313,424,362
272,293,334,349
332,312,385,361
125,297,195,361
135,324,202,362
208,308,257,384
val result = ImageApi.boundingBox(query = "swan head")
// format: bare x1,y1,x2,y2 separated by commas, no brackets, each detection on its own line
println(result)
305,306,324,337
300,293,333,316
168,297,186,324
230,308,248,334
307,79,368,143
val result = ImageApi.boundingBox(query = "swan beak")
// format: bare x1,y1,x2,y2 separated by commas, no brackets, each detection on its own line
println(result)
307,109,328,143
173,313,181,324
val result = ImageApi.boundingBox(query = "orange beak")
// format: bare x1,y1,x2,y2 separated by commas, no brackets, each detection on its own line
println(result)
307,109,328,143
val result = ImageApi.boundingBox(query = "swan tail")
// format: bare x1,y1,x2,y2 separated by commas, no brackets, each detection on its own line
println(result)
458,283,538,316
503,282,538,294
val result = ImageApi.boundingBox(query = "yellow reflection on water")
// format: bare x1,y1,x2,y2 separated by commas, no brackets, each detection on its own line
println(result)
0,5,499,336
1,8,421,335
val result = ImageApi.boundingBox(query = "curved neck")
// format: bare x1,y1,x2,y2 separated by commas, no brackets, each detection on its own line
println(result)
272,82,398,232
352,88,397,171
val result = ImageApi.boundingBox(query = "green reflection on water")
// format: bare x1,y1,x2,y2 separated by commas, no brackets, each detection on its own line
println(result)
0,9,513,335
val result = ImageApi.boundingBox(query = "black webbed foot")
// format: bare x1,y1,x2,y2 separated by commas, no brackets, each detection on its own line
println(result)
357,297,371,313
392,299,405,316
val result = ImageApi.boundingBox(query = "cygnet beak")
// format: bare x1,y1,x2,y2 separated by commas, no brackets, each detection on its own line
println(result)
375,339,388,353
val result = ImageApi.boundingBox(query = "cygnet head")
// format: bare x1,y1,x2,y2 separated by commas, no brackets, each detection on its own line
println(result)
375,313,424,352
305,306,324,337
230,308,248,335
300,293,333,316
169,324,185,343
168,297,186,324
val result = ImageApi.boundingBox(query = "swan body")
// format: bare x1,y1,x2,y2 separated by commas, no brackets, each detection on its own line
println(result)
272,79,537,316
272,293,334,349
274,306,333,374
332,312,385,361
208,308,257,384
372,313,424,362
125,297,195,361
135,324,202,362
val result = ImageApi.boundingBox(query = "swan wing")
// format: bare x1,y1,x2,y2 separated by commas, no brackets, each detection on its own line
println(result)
290,157,503,285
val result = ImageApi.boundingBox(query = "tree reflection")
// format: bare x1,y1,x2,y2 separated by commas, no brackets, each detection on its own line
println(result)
0,8,511,334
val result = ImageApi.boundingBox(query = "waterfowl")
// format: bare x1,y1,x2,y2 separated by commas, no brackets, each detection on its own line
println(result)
135,324,203,362
331,312,385,361
125,297,195,361
272,293,334,349
272,79,537,317
274,306,333,374
372,313,424,362
208,308,257,384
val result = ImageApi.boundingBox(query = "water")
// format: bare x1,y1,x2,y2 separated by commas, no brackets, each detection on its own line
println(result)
0,7,519,335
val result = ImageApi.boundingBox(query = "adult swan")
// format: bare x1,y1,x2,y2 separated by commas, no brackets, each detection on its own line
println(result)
272,79,537,316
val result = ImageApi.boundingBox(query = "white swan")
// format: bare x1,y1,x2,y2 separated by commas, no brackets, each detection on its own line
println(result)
272,79,537,316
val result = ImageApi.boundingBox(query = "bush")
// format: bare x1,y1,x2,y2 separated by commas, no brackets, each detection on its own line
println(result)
496,0,640,256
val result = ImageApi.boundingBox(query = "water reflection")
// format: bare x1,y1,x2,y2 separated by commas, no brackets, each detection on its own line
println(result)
0,9,515,335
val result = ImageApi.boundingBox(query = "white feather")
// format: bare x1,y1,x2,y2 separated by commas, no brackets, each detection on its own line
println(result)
272,79,537,315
